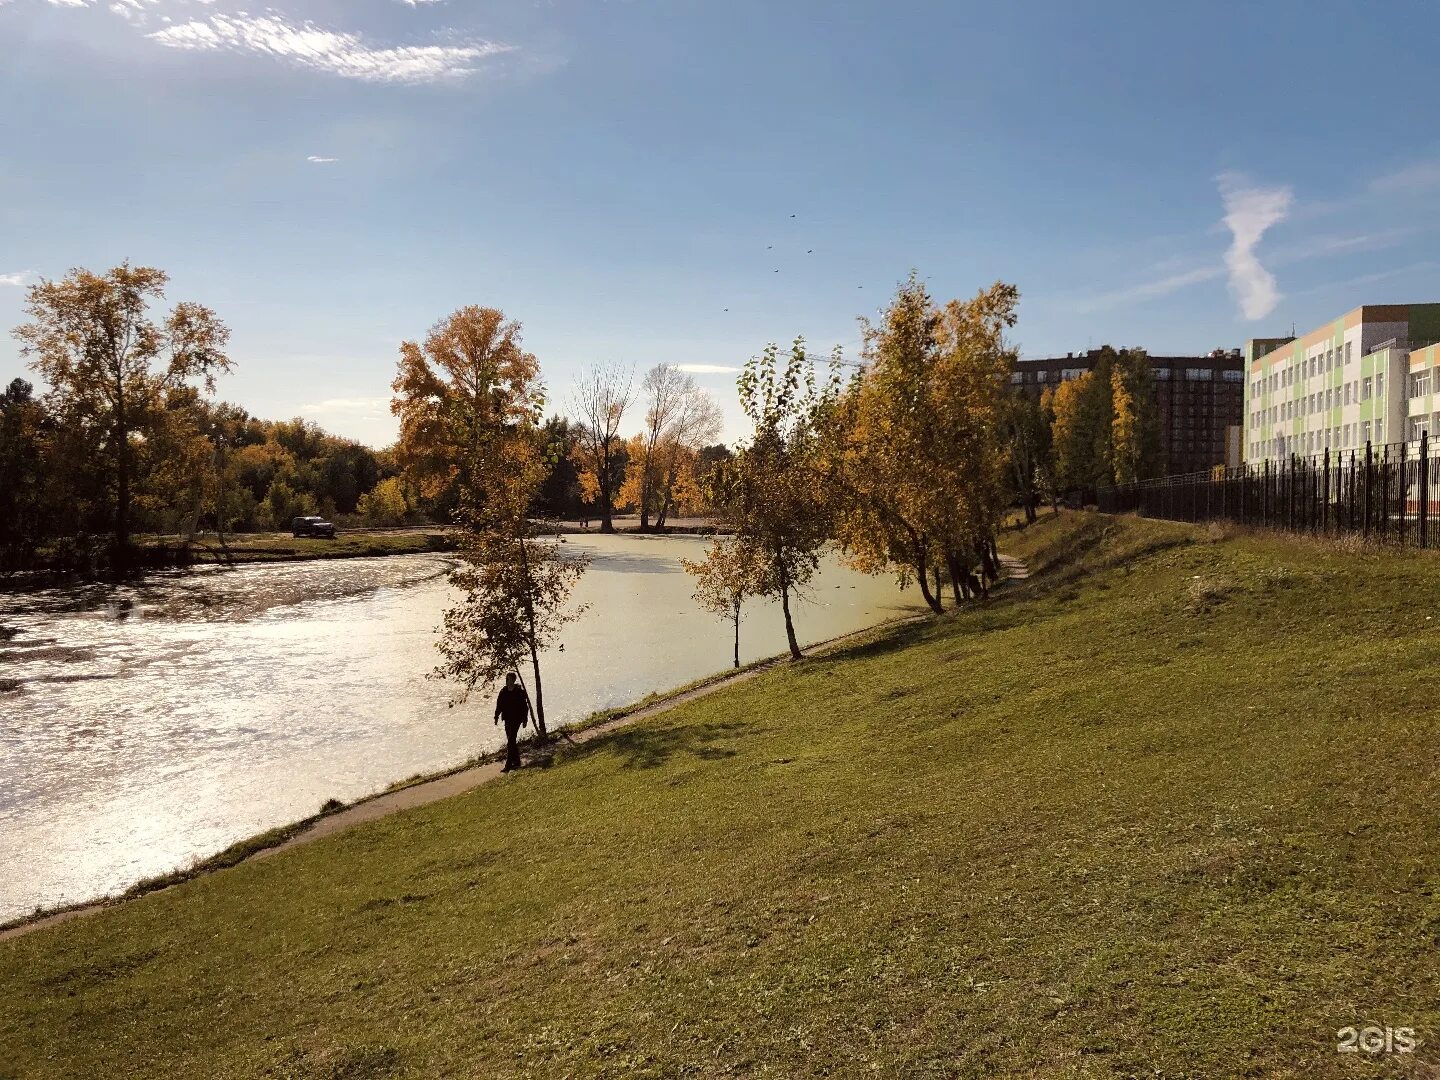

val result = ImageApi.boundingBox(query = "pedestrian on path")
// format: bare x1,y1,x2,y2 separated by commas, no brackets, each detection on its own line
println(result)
494,673,533,772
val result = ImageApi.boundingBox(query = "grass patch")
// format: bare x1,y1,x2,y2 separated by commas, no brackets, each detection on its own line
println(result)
180,529,458,564
5,512,1440,1076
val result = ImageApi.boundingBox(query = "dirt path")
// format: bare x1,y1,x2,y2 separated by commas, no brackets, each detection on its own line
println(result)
3,555,1030,943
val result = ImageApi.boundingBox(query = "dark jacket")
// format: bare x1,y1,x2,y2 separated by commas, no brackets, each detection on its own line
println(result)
495,684,531,726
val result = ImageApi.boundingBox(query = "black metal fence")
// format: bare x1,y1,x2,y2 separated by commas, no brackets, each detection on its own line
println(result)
1096,435,1440,547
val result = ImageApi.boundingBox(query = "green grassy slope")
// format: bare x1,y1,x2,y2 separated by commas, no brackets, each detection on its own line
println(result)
5,512,1440,1078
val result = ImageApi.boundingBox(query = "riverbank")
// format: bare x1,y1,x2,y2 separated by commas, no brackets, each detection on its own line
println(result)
7,512,1440,1076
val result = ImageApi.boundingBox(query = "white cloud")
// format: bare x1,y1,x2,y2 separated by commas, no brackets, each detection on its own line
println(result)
675,364,741,375
0,271,32,287
147,12,514,84
306,155,338,164
1218,173,1292,321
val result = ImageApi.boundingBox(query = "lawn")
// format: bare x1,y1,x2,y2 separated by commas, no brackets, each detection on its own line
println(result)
158,528,459,564
4,512,1440,1077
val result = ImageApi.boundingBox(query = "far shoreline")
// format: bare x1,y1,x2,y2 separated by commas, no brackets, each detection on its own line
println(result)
0,519,735,591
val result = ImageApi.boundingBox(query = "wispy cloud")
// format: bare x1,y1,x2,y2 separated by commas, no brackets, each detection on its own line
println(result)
1290,260,1440,300
1369,159,1440,195
0,271,32,287
300,397,390,416
675,364,741,375
1268,227,1415,266
147,13,515,84
1218,172,1292,321
306,155,338,164
1071,265,1224,313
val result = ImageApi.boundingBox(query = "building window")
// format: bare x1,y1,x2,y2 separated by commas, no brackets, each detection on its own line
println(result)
1222,369,1243,382
1411,371,1431,397
1153,366,1171,380
1361,377,1373,401
1345,341,1353,364
1184,367,1213,381
1411,416,1430,442
1061,368,1085,381
1376,419,1384,443
1376,373,1384,399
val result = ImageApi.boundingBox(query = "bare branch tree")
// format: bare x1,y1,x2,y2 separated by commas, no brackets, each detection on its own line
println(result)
570,363,634,532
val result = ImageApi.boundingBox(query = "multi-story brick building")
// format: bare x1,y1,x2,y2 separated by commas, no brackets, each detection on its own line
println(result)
1011,348,1245,476
1243,304,1440,464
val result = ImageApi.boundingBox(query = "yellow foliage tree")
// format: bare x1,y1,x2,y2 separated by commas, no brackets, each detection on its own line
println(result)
390,307,543,521
828,275,1016,612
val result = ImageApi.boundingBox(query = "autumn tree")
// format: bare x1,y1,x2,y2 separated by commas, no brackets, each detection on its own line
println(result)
653,378,723,529
681,537,764,668
1106,347,1164,484
828,275,1017,612
1047,368,1113,494
391,307,544,523
623,365,722,530
398,307,586,738
13,264,231,559
1002,389,1052,524
357,476,411,526
714,340,836,660
570,363,634,532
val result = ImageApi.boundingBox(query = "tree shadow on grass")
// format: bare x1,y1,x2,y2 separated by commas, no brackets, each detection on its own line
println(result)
574,719,753,770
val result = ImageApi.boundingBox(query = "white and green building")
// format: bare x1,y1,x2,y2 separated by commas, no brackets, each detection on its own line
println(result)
1244,303,1440,463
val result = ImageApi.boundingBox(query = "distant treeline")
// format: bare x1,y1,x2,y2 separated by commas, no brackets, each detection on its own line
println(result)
0,375,729,575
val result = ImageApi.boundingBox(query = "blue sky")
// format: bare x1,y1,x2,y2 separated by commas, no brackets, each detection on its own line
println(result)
4,0,1440,446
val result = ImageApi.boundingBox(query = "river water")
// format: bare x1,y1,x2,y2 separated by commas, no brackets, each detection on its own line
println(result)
0,534,917,921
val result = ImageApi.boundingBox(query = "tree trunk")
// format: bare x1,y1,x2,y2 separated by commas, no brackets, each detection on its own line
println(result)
599,448,616,532
1023,494,1038,524
914,551,943,614
779,577,802,660
528,635,547,740
517,534,548,740
732,600,740,668
945,552,965,606
114,415,132,561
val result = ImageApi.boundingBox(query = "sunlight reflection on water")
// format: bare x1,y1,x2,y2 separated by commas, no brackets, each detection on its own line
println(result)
0,533,918,919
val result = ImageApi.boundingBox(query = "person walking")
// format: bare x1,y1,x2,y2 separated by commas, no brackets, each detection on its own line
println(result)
494,672,533,773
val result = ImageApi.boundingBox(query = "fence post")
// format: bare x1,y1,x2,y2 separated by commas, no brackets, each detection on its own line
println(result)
1398,440,1408,545
1422,433,1430,549
1265,459,1272,526
1290,457,1301,532
1323,449,1330,534
1364,441,1373,539
1381,445,1391,541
